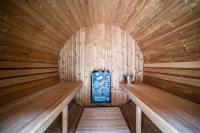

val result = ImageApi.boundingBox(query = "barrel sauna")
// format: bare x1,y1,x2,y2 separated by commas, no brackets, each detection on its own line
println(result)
0,0,199,133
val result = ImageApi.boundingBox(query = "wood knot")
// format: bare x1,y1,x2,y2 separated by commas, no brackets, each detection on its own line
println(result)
168,20,175,28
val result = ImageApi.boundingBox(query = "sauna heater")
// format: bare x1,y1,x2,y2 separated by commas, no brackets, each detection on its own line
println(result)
91,70,111,103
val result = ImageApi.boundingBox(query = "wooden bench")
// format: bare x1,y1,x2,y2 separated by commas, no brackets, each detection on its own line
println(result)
120,82,200,133
0,82,82,133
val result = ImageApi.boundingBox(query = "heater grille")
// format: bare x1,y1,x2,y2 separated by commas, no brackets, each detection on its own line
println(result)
91,70,111,103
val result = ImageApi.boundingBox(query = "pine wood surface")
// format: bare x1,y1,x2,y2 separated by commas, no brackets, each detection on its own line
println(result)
1,0,199,63
1,0,200,105
0,60,59,105
0,82,82,133
59,24,143,106
143,61,200,103
76,107,130,133
120,82,200,133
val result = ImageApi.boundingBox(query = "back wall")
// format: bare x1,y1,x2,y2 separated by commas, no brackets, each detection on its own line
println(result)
59,24,143,106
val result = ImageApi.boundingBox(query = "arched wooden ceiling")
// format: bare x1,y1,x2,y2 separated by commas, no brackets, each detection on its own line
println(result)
1,0,199,64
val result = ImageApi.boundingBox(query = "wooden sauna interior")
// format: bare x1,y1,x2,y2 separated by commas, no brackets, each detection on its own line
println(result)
0,0,200,133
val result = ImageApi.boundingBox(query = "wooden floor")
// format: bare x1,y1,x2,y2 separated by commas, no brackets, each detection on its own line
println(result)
76,107,130,133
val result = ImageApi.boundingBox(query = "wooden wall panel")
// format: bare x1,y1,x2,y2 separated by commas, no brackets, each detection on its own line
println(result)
143,62,200,103
135,0,200,104
0,69,59,105
131,0,200,103
0,1,62,105
59,24,143,106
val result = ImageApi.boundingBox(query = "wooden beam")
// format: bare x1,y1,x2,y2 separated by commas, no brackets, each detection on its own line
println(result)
144,61,200,69
144,67,200,78
136,106,142,133
62,106,68,133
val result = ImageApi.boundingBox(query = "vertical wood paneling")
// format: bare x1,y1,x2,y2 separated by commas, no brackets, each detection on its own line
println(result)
62,106,68,133
59,24,143,106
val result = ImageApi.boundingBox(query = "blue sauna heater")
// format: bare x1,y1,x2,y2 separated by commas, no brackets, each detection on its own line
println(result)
91,70,111,103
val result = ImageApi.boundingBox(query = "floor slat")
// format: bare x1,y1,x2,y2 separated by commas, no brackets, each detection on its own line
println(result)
76,107,130,133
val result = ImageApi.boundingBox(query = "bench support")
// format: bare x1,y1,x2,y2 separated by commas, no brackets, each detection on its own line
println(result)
62,105,68,133
136,106,142,133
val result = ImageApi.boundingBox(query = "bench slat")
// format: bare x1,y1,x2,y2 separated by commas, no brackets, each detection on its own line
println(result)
120,82,200,133
0,82,82,133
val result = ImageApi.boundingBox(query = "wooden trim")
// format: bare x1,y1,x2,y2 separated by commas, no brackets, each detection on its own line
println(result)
0,72,58,87
144,61,200,69
144,72,200,87
0,61,58,68
144,68,200,78
0,68,58,78
62,106,68,133
136,106,142,133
